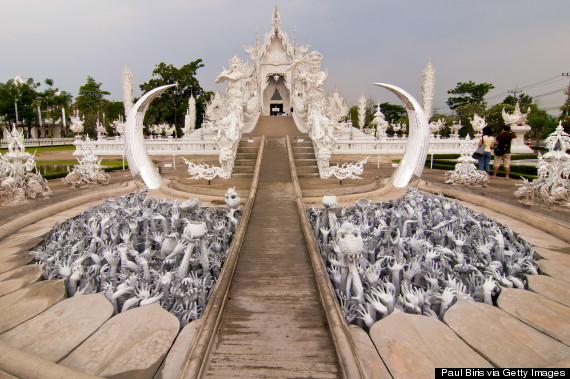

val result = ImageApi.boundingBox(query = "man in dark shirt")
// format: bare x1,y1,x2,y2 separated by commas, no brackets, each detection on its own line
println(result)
492,125,517,179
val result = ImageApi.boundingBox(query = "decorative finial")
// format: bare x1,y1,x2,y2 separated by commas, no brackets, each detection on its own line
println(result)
272,4,280,29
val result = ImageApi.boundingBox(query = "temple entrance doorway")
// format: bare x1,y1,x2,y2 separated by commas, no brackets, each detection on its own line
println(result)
270,103,283,116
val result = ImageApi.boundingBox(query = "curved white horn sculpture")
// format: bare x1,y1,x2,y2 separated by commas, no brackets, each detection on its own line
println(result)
125,84,177,189
374,83,430,188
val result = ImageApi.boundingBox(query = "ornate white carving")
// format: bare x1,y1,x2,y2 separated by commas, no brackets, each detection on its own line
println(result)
69,110,84,135
327,157,369,181
470,113,486,137
122,63,134,118
182,158,228,181
182,94,196,138
515,121,570,206
325,88,348,123
444,135,488,185
421,58,435,117
111,118,125,139
372,105,389,139
357,95,367,130
450,120,463,139
63,136,110,187
502,102,533,153
0,126,50,205
429,118,444,137
96,118,107,140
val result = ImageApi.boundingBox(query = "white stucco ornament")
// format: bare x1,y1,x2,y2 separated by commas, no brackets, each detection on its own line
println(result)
63,136,110,187
444,135,488,185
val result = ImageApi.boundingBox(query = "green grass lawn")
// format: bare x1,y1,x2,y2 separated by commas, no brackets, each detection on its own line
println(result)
0,145,76,154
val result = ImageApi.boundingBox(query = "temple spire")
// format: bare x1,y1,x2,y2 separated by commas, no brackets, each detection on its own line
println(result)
293,24,297,55
272,4,280,30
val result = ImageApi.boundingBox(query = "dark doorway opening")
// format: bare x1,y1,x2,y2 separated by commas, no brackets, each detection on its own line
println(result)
270,103,283,116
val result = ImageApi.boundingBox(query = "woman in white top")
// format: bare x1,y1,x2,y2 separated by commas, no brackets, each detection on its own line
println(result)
478,126,495,178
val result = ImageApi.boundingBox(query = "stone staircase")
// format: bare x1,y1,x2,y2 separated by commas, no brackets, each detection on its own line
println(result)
232,137,261,178
290,138,320,178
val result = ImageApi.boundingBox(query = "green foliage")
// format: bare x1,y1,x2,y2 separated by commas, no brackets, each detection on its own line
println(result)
446,80,495,110
453,103,486,137
560,89,570,132
139,60,213,135
379,102,406,123
0,78,40,126
75,76,110,114
502,93,533,109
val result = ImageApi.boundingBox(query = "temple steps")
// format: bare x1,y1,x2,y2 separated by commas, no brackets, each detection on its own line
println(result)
202,137,340,377
232,138,261,178
290,139,320,178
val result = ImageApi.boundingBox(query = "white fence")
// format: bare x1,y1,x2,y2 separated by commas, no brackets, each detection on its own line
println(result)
333,136,463,155
1,137,75,149
73,137,219,156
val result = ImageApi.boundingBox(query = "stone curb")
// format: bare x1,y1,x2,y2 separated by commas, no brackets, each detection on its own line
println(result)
178,136,265,378
416,180,570,244
286,136,366,379
0,181,137,242
0,341,102,379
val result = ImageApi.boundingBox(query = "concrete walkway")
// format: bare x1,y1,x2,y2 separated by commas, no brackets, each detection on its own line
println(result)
203,138,340,377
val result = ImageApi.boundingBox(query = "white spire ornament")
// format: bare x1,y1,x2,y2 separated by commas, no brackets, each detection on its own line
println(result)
183,94,197,138
358,94,367,130
122,63,134,118
421,57,435,118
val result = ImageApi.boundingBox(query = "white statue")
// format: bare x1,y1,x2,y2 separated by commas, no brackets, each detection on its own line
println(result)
182,158,228,181
122,63,134,117
96,118,107,140
162,123,176,137
325,88,348,124
328,157,369,182
515,121,570,206
182,94,196,138
421,58,435,117
450,120,463,138
371,105,389,139
429,118,445,137
69,110,84,135
111,118,125,138
444,135,488,185
502,102,533,153
63,136,110,187
357,94,367,130
0,126,50,205
470,113,487,136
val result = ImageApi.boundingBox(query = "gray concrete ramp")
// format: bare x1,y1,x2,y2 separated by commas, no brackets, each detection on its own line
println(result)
203,137,340,377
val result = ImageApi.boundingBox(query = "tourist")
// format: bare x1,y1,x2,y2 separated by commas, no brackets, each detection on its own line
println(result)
477,126,494,182
492,124,517,179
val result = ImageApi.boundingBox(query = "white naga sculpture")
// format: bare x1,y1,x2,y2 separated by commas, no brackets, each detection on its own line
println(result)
69,110,84,135
357,94,367,130
328,157,369,182
502,102,532,153
63,136,110,187
429,119,445,137
444,135,488,185
182,158,228,182
0,126,50,205
515,121,570,207
182,94,196,138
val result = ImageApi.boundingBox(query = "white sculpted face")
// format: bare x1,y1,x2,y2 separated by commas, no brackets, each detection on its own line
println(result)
336,222,363,262
225,187,240,210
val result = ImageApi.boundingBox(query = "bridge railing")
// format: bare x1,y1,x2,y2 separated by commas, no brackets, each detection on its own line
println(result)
0,137,76,149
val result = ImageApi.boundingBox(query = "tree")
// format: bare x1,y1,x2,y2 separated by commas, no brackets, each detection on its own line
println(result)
502,93,533,109
0,77,40,127
139,60,213,135
560,89,570,132
446,80,495,110
75,76,110,115
379,102,406,124
38,78,73,131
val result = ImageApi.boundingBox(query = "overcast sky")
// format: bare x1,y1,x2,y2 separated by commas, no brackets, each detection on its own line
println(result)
1,0,569,115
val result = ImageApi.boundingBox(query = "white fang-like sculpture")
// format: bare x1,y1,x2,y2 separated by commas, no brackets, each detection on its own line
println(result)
374,83,430,188
125,84,176,189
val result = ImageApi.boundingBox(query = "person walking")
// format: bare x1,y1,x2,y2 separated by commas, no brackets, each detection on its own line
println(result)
478,126,495,186
492,124,517,179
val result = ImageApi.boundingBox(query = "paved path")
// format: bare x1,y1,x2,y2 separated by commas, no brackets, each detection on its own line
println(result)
203,138,340,378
